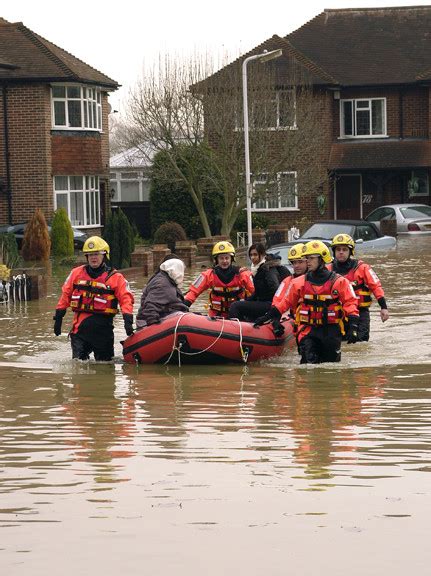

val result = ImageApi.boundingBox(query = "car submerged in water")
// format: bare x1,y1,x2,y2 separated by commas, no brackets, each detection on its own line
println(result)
0,222,88,249
268,220,396,264
365,203,431,235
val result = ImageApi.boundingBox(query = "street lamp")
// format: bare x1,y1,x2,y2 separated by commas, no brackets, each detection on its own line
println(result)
242,48,282,247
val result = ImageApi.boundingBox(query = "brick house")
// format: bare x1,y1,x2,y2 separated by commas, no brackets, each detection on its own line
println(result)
0,17,118,232
203,6,431,227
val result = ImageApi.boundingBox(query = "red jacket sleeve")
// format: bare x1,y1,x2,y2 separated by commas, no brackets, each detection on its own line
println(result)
112,273,134,315
357,263,385,300
272,276,292,315
240,270,255,297
184,269,212,304
335,276,359,317
276,275,305,316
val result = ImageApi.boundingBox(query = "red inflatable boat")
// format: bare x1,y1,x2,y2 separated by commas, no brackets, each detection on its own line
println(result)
122,312,295,365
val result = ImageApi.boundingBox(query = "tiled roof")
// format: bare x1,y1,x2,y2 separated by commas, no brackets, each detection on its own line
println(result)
0,18,118,89
287,7,431,86
328,140,431,170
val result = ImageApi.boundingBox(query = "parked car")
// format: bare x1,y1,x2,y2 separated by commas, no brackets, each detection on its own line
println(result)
268,220,396,264
365,203,431,234
0,223,88,249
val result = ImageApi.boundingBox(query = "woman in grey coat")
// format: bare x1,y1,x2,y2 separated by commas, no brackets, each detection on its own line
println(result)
136,256,189,328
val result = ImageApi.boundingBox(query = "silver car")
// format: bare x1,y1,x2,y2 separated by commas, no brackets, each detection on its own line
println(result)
269,220,396,265
365,204,431,235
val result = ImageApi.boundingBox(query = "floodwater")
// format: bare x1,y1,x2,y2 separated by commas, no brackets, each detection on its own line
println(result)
0,237,430,575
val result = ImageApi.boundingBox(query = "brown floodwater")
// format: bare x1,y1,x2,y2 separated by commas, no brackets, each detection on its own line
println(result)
0,237,430,575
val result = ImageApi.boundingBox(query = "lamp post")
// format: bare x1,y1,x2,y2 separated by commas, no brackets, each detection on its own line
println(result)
242,48,282,247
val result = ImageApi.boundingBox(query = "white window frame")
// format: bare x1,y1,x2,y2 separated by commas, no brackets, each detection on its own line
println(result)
340,97,387,139
54,175,101,227
109,170,150,202
252,171,298,212
236,89,297,131
51,84,102,131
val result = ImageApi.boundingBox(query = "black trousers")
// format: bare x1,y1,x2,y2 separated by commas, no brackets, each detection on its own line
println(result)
228,300,272,322
358,307,370,341
70,331,114,361
298,324,342,364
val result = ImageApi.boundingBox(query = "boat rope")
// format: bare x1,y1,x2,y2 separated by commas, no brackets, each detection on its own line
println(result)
163,312,249,366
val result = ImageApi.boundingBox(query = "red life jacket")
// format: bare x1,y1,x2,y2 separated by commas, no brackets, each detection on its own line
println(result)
209,271,245,315
70,269,119,316
296,273,344,329
343,261,372,308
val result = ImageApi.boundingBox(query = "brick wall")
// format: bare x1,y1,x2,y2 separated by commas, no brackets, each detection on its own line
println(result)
51,132,104,173
0,87,7,225
0,83,113,227
2,84,52,224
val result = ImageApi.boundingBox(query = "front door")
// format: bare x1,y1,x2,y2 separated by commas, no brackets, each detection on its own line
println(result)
335,175,362,219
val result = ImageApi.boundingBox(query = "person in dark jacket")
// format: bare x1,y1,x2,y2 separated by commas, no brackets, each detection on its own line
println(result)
228,243,287,322
136,255,189,328
265,252,290,282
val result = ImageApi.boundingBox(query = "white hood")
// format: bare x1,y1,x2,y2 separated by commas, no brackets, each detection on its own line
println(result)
160,258,185,287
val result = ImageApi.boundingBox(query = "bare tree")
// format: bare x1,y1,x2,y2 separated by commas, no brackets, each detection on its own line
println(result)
123,48,328,237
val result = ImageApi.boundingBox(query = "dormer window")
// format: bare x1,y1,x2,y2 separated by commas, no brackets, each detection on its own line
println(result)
51,85,102,131
340,98,386,138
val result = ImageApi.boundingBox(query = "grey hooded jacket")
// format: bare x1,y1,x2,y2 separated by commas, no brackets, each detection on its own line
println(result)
136,271,189,327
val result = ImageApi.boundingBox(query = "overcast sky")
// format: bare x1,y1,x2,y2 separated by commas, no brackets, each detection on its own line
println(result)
3,0,431,111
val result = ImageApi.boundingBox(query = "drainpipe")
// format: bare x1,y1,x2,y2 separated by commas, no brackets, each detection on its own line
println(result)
2,84,13,223
399,88,404,139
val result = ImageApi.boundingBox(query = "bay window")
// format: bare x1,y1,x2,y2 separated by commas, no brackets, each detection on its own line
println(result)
52,85,102,130
340,98,386,138
54,176,100,226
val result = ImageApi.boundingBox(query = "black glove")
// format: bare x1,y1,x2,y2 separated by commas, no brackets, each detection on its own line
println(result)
254,306,282,328
184,299,192,308
123,313,134,336
272,319,285,338
53,309,66,336
346,316,359,344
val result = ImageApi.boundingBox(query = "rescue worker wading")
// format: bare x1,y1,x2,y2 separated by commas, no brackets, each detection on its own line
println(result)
255,240,359,364
184,241,254,318
270,243,308,316
53,236,134,361
329,234,389,342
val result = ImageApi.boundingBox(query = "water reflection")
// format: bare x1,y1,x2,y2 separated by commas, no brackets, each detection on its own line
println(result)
1,239,431,574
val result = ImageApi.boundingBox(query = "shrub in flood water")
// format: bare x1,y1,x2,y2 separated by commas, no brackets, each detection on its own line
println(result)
21,208,51,261
51,208,74,258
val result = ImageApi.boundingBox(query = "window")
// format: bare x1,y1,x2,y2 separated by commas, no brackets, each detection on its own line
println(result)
248,90,296,130
54,176,100,226
109,171,150,202
252,172,297,211
354,224,379,242
408,170,429,197
340,98,386,138
52,85,102,130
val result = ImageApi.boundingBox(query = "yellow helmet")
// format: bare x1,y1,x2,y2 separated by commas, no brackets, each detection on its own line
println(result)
302,240,332,264
330,233,355,256
288,243,306,261
212,241,235,259
83,236,110,259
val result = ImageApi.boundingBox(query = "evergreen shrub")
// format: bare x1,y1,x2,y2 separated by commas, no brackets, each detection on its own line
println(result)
0,232,20,269
103,208,134,269
51,208,74,258
153,222,187,252
21,209,51,261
